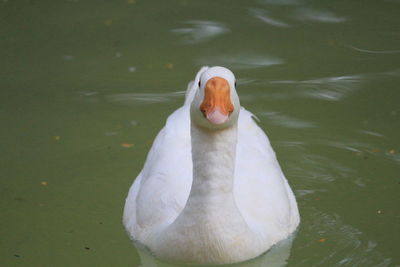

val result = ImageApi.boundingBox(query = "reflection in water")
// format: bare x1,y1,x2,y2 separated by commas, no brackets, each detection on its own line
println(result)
171,20,229,44
293,8,346,23
249,8,291,28
134,234,295,267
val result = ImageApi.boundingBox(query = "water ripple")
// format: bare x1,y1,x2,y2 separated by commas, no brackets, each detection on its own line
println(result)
359,130,384,137
106,91,185,104
288,153,352,184
293,8,347,23
258,0,302,5
323,140,371,153
345,44,400,54
249,8,291,28
171,20,229,44
277,140,306,149
198,54,284,69
271,74,364,101
302,210,393,266
259,111,317,129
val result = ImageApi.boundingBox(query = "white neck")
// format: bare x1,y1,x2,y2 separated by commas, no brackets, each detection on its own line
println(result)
175,123,243,224
189,123,237,203
150,121,260,264
175,123,242,232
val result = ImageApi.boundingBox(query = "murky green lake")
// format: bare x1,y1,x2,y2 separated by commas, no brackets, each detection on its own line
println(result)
1,0,399,266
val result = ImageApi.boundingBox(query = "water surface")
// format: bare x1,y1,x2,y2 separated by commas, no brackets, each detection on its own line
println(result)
1,0,399,266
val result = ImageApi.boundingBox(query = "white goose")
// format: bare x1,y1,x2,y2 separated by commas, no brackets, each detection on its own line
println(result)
123,66,300,265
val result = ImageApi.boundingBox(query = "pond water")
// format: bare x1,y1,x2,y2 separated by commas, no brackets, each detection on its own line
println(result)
1,0,399,266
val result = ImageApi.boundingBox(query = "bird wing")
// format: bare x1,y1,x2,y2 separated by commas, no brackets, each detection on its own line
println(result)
235,108,299,239
123,105,192,240
123,67,209,240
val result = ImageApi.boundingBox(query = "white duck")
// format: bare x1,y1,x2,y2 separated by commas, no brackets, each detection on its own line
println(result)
123,66,300,265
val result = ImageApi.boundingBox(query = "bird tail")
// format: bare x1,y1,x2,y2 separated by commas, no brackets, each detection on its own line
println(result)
184,66,209,105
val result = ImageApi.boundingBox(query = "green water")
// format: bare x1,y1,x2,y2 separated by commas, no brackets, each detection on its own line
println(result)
1,0,399,266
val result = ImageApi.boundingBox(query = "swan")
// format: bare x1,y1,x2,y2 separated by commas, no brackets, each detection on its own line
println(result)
123,66,300,265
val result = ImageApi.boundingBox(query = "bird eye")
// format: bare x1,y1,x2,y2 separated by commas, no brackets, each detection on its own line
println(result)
198,81,201,87
234,81,237,87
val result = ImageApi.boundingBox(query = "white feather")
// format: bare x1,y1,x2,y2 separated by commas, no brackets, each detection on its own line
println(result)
123,66,300,265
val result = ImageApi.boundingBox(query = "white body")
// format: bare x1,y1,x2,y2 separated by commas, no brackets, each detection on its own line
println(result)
123,67,300,265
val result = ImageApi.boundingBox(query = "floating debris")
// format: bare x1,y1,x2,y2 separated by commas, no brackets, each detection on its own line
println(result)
41,181,48,186
104,19,113,26
369,148,381,153
121,143,135,148
165,63,174,69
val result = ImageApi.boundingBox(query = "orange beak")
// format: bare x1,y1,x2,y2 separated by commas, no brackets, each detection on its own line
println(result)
200,77,234,125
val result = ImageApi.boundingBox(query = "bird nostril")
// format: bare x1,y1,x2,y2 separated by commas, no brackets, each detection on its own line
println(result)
228,105,234,114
